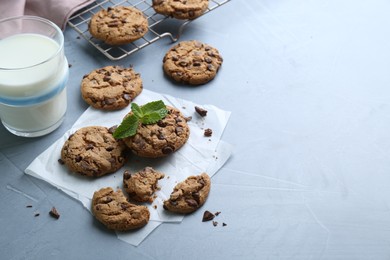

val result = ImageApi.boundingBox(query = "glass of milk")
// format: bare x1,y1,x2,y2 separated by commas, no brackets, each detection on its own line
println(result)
0,16,68,137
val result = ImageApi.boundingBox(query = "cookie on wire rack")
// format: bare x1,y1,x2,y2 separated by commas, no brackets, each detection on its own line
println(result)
152,0,209,20
88,6,148,45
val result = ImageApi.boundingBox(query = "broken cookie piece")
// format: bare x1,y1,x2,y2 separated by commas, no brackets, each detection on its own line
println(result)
163,173,211,214
123,167,165,203
92,187,150,231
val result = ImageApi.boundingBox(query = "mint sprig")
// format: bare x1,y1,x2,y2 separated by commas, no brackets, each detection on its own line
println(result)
113,100,168,139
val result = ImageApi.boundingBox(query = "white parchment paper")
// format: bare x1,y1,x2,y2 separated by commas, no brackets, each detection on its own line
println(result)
25,89,232,246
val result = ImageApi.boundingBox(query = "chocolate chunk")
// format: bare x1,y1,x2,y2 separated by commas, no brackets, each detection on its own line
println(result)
49,207,60,219
86,144,94,150
204,128,213,137
123,93,131,101
215,211,221,216
202,210,215,222
162,146,174,155
123,170,131,180
185,199,198,207
212,221,218,227
222,223,227,227
195,106,207,117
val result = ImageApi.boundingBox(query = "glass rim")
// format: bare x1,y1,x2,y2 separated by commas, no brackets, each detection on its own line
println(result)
0,15,64,71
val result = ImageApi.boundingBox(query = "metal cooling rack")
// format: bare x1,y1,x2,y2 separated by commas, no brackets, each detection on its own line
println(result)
68,0,230,60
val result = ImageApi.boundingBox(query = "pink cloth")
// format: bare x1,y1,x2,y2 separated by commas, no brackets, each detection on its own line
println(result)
0,0,95,30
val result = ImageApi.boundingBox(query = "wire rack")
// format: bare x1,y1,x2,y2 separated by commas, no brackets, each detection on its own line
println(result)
68,0,230,60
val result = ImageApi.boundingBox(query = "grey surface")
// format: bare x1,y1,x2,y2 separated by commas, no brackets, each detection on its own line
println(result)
2,0,390,259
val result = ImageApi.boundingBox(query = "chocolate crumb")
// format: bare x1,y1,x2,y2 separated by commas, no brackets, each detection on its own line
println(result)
215,211,221,216
204,128,213,137
222,223,227,227
212,221,218,227
26,205,33,208
49,207,60,219
153,205,157,209
202,210,215,222
195,106,207,117
68,64,72,68
34,213,40,217
58,158,65,165
76,36,81,39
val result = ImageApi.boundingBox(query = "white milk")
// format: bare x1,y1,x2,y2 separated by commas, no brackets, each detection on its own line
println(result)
0,33,68,136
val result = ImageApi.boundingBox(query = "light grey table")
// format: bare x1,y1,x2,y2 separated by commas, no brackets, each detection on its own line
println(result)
2,0,390,259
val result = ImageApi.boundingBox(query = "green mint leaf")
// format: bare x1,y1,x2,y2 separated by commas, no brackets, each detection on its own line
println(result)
140,100,167,115
113,114,139,139
131,103,143,118
140,112,165,124
113,100,168,139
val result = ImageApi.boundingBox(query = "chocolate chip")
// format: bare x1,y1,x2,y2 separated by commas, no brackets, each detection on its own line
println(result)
189,10,195,17
175,127,183,135
172,55,179,61
169,200,178,206
103,98,116,105
215,211,221,216
205,57,212,63
195,106,207,117
202,210,215,222
158,132,165,140
106,146,114,152
162,146,174,155
123,170,131,180
193,62,201,67
107,21,119,27
204,128,213,137
179,61,188,67
75,156,82,162
86,144,94,150
108,125,117,134
49,207,60,219
105,197,113,203
123,93,131,101
153,0,163,4
185,199,198,207
207,64,215,71
157,120,167,127
120,203,129,210
58,158,65,165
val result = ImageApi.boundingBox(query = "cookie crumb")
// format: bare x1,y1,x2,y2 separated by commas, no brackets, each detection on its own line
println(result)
204,128,212,137
49,207,60,219
212,221,218,227
184,116,192,122
202,210,215,222
195,106,207,117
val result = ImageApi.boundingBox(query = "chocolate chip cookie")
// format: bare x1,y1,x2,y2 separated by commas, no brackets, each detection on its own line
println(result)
163,40,223,85
89,6,148,45
152,0,209,20
61,126,128,177
123,106,190,158
92,187,150,231
81,66,143,110
163,173,210,214
123,167,165,203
